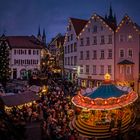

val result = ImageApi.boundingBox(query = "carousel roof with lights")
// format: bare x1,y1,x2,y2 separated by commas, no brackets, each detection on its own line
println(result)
72,73,138,110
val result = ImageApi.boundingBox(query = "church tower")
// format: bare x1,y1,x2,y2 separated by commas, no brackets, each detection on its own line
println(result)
105,4,117,27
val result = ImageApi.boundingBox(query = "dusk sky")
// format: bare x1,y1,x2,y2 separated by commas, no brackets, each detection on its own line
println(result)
0,0,140,42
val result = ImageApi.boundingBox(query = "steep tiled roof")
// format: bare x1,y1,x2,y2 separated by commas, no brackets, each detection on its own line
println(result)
70,18,88,36
5,36,44,49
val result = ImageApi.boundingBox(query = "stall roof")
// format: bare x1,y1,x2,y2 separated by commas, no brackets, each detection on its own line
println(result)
0,91,40,107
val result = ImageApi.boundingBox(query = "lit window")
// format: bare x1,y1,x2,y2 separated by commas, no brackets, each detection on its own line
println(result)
127,35,133,42
80,65,83,74
119,65,124,74
126,65,131,74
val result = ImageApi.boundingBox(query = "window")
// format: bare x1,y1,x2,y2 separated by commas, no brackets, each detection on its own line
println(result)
120,65,124,74
28,50,31,55
74,42,77,52
119,35,124,42
80,51,83,60
93,65,96,75
71,34,73,41
33,50,35,55
86,37,90,46
101,26,103,31
86,65,89,74
74,56,77,66
108,65,112,74
100,65,104,75
100,50,104,59
80,65,83,74
93,50,97,59
86,51,90,60
126,65,131,74
128,49,133,58
108,35,112,44
101,35,105,44
14,50,16,55
127,34,133,42
71,56,73,65
65,46,67,54
108,49,112,59
65,57,67,65
93,25,97,33
80,38,84,46
68,57,70,65
119,49,125,58
68,45,70,53
71,44,73,52
93,36,97,45
67,36,70,42
37,50,39,55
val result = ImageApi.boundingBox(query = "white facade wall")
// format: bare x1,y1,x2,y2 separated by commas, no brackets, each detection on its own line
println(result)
10,48,41,79
77,15,115,83
64,20,78,80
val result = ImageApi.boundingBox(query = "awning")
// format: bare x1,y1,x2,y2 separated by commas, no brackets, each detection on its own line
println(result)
0,91,40,107
118,59,134,65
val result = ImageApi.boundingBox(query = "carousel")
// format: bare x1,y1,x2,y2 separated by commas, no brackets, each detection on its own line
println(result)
71,73,138,139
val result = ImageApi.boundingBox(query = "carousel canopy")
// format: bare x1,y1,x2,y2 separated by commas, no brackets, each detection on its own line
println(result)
72,73,138,110
84,84,127,99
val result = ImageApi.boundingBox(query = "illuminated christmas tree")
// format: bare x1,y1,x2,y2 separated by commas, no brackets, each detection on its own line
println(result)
0,36,10,88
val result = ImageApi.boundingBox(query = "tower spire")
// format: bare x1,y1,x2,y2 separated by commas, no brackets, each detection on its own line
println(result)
42,28,46,44
37,25,42,41
109,3,113,19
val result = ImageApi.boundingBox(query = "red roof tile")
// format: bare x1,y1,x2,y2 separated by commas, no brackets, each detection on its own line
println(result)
5,36,44,49
70,18,88,36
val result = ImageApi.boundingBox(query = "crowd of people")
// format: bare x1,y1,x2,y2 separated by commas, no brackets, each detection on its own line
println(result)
1,74,139,140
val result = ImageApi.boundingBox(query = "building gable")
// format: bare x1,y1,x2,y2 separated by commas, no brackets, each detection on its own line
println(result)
78,13,114,39
116,15,140,34
64,18,88,46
